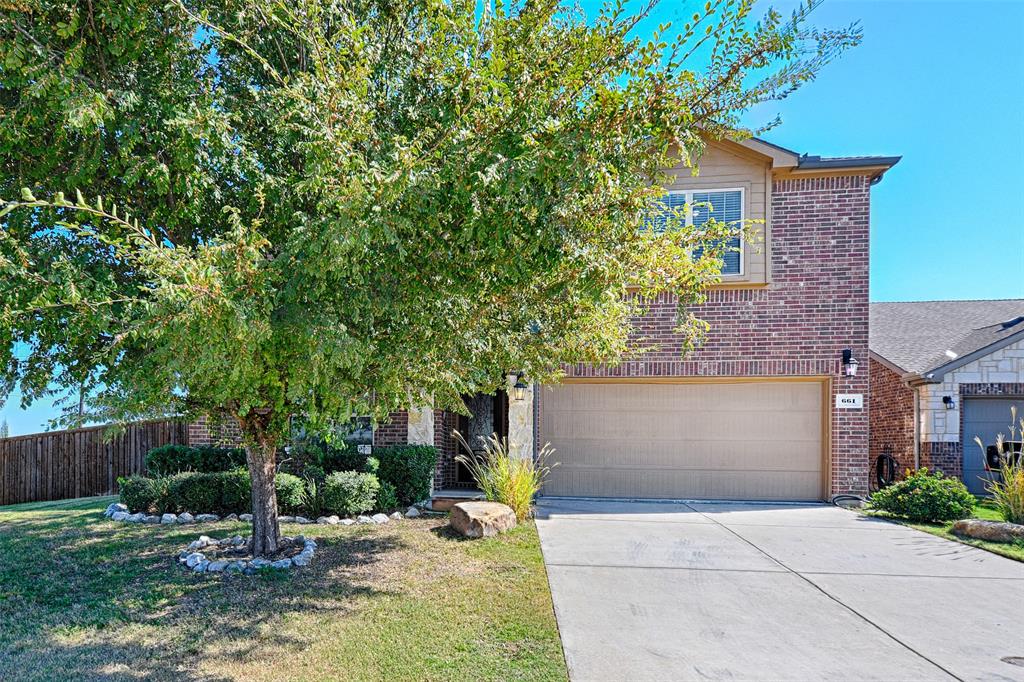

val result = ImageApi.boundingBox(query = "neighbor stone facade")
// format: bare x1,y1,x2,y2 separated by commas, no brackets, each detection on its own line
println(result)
914,338,1024,478
919,338,1024,443
842,341,1024,483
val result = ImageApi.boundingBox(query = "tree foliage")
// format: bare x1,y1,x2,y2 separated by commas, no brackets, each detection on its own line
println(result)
1,0,859,551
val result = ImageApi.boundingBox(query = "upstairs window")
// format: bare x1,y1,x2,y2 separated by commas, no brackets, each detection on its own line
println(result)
653,188,744,276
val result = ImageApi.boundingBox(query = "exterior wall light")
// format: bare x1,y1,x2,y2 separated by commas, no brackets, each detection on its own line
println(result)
841,349,859,377
508,371,529,401
942,395,956,410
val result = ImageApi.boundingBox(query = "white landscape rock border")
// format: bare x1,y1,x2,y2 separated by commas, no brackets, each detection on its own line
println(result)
177,534,317,574
104,502,414,526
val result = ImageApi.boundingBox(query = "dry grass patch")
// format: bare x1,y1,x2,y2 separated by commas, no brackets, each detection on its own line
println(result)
0,497,566,681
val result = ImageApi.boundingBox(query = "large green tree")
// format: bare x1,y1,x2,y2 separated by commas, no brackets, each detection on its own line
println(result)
1,0,858,554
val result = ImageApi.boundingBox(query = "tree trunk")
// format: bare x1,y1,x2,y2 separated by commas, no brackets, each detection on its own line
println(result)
246,440,280,557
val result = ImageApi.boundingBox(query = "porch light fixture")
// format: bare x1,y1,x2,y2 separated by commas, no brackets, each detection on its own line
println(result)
509,371,529,401
943,395,956,410
841,349,859,377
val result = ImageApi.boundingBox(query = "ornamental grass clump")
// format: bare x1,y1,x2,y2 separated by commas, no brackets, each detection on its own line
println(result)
869,468,975,523
454,432,556,521
974,406,1024,525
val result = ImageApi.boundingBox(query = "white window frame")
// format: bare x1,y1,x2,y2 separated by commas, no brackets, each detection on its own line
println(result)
662,186,745,277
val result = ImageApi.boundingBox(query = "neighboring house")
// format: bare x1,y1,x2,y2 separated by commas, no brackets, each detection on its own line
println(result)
870,299,1024,494
375,137,899,503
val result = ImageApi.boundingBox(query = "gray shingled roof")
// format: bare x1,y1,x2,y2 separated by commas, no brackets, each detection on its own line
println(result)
870,300,1024,375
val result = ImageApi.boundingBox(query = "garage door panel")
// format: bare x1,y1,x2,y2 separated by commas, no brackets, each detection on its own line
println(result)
544,408,819,443
545,467,714,499
962,398,1024,496
708,470,821,500
552,437,819,472
540,381,824,501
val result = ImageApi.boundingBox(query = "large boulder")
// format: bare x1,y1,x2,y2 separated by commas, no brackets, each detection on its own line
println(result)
450,501,517,539
952,518,1024,543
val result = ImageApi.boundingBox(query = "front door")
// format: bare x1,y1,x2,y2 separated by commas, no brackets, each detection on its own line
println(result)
454,390,509,485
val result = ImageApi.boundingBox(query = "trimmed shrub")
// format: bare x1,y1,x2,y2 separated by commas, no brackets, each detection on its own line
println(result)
321,440,367,473
374,445,438,506
285,436,366,476
870,468,975,523
275,472,306,514
376,480,399,512
144,445,191,476
120,467,386,516
300,476,326,519
219,468,253,513
322,471,380,516
145,444,245,475
302,463,327,484
119,475,161,513
166,471,222,514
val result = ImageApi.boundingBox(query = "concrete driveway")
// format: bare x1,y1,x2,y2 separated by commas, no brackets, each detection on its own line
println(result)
535,498,1024,681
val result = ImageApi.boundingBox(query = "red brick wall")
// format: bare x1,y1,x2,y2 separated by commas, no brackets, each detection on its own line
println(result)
868,358,916,482
920,441,961,479
557,174,873,496
374,175,875,497
372,411,408,447
433,410,463,488
187,415,243,447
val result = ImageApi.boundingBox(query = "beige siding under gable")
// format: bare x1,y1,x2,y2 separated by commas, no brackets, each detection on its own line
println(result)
663,141,770,285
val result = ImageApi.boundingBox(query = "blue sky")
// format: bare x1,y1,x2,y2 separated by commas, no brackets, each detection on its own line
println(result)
737,0,1024,303
2,0,1022,436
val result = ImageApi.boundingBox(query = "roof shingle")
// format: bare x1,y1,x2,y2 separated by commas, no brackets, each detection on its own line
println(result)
870,299,1024,374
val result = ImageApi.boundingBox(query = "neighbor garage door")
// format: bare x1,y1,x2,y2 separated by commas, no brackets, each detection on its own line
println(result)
540,380,825,501
962,397,1024,496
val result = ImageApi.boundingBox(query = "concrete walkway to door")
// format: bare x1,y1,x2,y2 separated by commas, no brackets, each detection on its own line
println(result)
535,498,1024,681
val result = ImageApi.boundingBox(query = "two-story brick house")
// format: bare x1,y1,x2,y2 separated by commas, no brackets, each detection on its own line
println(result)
373,137,899,503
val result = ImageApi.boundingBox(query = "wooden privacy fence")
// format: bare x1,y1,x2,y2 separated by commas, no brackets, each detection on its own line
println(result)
0,419,188,506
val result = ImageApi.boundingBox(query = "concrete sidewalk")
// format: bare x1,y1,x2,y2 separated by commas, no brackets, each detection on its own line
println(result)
536,498,1024,681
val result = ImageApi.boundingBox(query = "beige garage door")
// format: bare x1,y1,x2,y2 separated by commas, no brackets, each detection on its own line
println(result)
540,380,825,501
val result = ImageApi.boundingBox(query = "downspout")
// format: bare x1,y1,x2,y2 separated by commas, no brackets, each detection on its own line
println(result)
913,387,921,469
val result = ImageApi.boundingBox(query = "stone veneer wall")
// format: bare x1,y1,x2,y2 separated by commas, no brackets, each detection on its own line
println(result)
868,357,916,481
918,338,1024,443
917,338,1024,478
547,175,873,496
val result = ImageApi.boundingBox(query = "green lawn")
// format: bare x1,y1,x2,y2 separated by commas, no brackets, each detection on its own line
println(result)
878,498,1024,563
0,496,567,682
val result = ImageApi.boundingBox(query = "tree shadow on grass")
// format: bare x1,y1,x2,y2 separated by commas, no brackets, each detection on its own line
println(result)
0,516,408,681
